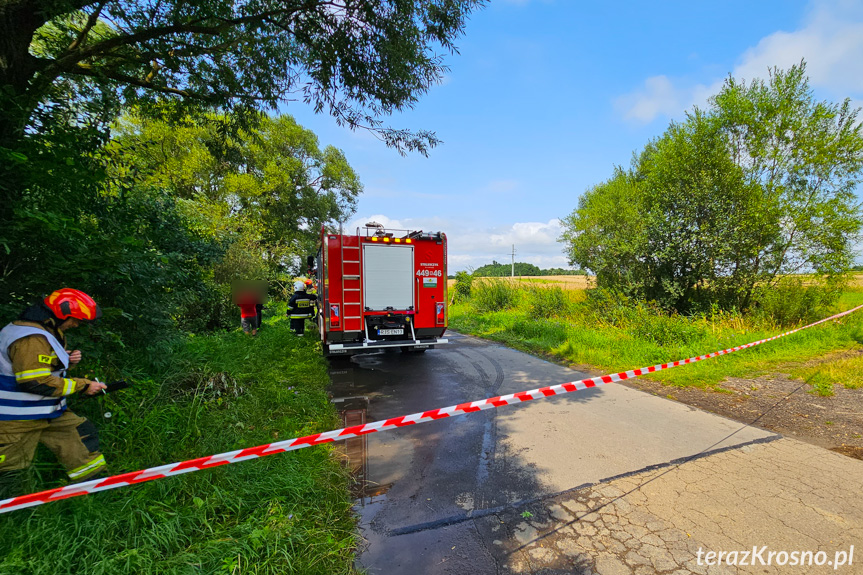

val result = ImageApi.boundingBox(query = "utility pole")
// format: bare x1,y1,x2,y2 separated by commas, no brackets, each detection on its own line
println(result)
511,244,516,277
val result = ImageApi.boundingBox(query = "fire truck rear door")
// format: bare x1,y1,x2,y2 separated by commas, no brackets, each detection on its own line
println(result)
363,244,414,311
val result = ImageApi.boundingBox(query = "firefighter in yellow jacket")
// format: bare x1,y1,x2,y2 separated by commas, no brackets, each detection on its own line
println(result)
0,288,108,489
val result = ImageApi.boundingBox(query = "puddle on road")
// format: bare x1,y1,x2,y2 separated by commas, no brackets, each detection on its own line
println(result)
328,355,415,506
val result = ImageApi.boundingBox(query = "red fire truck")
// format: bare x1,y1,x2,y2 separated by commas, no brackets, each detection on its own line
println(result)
315,222,449,356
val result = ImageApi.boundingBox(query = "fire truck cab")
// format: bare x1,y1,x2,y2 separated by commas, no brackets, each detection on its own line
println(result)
315,223,449,356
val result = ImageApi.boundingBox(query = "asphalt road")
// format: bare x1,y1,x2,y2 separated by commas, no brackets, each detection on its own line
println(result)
327,332,797,574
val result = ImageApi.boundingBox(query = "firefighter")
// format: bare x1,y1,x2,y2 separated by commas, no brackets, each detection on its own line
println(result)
287,280,317,336
0,289,108,491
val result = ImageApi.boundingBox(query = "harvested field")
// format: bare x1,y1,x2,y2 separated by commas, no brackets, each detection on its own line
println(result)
848,274,863,288
517,275,595,289
457,273,863,290
448,275,594,291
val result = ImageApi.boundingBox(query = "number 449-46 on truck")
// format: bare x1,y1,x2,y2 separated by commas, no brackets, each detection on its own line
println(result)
314,222,449,357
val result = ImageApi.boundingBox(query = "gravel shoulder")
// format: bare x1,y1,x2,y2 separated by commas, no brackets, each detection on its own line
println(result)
622,372,863,461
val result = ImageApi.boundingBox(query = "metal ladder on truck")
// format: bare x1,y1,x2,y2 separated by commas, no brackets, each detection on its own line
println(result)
340,231,364,335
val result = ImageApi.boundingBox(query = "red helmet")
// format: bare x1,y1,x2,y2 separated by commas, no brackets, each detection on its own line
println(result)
44,288,102,322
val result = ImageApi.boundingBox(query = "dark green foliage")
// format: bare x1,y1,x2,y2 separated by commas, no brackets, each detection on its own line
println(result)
528,286,570,319
508,317,569,348
470,265,586,277
541,268,587,276
581,288,706,345
474,261,541,277
471,280,521,312
1,105,363,353
0,106,226,352
561,63,863,314
561,169,646,295
582,288,639,328
472,261,581,277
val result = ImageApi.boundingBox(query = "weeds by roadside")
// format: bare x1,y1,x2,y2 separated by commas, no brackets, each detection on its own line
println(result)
0,312,357,575
451,280,863,395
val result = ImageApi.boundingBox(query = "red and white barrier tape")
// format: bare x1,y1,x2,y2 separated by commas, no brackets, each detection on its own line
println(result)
2,304,861,514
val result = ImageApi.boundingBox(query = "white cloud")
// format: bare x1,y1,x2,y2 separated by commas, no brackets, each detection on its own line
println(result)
615,75,687,123
616,0,863,124
340,215,572,272
488,219,563,249
734,3,863,94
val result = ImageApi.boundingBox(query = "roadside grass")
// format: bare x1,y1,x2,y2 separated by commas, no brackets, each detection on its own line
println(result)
0,311,356,575
450,281,863,395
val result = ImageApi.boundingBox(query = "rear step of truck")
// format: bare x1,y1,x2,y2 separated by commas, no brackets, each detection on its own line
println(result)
326,336,448,354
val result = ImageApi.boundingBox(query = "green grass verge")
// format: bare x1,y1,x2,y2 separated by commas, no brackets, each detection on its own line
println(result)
0,312,357,575
450,285,863,395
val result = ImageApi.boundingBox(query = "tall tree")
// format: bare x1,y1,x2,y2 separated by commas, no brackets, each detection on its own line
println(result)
113,112,361,283
561,62,863,313
634,110,767,311
712,63,863,292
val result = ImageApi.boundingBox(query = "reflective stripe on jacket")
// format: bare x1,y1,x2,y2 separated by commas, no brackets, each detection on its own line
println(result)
288,293,317,319
0,324,70,420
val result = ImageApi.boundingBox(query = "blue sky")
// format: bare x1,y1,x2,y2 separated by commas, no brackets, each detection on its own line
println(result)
283,0,863,272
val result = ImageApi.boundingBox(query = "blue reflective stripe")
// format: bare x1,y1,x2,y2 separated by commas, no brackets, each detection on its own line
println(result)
0,374,17,392
0,396,63,408
0,324,68,420
0,409,66,421
0,372,66,420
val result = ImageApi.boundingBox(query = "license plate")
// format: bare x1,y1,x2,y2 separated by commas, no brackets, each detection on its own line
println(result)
378,329,403,336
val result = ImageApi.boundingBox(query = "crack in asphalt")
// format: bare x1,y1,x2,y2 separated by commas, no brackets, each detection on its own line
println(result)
385,435,782,538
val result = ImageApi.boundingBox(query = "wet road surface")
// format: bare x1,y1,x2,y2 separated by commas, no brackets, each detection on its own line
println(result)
328,332,777,574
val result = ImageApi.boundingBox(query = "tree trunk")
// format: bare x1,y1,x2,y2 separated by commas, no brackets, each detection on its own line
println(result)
0,0,46,149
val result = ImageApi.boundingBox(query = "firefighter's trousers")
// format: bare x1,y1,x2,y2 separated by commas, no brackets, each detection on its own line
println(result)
0,411,106,481
290,317,308,335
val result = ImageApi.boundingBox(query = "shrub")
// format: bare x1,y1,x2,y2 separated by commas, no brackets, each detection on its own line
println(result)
472,279,520,312
627,309,707,348
453,271,473,303
581,287,707,347
528,286,570,319
582,287,638,327
750,277,840,326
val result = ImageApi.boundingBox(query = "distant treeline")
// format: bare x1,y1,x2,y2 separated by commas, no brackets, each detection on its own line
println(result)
471,261,586,277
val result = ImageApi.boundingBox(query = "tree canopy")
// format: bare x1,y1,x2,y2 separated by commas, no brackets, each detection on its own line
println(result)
113,112,361,287
115,114,359,239
0,0,484,155
561,63,863,313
